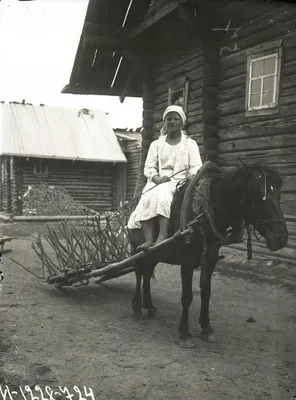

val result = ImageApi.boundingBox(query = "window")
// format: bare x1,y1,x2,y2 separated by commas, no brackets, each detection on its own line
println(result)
246,39,282,116
33,160,48,177
168,77,190,113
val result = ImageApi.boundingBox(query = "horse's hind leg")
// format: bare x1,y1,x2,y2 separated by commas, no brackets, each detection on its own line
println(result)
142,262,157,317
132,264,143,319
178,263,195,348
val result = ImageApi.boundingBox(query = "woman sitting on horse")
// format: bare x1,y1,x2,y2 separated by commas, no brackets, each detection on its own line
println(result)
128,105,203,250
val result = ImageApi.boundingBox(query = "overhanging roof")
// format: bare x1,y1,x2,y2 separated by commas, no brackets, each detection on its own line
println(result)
62,0,152,99
62,0,277,100
62,0,186,100
0,102,126,163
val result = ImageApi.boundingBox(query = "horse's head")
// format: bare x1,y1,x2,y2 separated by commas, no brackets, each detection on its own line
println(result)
240,162,288,251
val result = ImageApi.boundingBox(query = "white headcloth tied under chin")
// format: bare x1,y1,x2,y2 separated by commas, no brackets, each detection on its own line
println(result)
163,105,186,124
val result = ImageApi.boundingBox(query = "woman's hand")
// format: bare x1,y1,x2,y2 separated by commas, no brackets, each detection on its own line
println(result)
152,175,171,185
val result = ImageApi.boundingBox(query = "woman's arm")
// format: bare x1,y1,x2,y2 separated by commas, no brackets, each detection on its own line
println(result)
144,140,159,182
188,139,203,177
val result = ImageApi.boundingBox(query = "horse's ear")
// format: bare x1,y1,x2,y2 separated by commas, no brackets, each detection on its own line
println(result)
239,158,251,178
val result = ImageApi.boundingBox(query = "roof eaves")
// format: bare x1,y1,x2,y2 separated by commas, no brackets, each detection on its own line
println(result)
0,152,127,164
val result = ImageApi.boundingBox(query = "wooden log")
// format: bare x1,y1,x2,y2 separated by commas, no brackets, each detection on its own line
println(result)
219,117,296,141
156,47,202,74
219,73,245,92
218,96,246,117
186,122,204,134
218,103,296,129
187,101,202,114
218,132,296,153
282,60,296,77
217,147,296,165
154,61,203,86
188,87,203,101
218,86,245,104
202,110,219,121
204,137,218,149
284,47,296,65
203,125,218,137
187,111,203,125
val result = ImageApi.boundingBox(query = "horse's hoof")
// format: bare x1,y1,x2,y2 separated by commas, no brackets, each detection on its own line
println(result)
133,310,142,320
179,338,196,348
201,332,216,343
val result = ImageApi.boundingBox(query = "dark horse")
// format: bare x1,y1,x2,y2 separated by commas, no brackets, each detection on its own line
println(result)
128,161,288,348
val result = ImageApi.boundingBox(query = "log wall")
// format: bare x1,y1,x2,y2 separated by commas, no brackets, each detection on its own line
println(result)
216,6,296,261
147,15,204,155
125,139,141,201
0,156,11,214
16,157,117,214
134,67,155,198
152,44,204,152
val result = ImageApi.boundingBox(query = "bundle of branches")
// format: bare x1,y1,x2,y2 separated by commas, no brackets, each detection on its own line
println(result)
30,211,132,287
21,184,89,216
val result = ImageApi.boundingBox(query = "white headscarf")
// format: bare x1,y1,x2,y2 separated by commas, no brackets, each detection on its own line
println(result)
160,105,187,136
163,105,186,124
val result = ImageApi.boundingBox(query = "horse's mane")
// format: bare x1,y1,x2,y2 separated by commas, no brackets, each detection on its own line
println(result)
212,163,283,188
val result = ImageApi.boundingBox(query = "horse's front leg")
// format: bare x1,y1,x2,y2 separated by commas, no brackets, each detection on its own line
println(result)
142,262,157,318
178,263,195,348
199,243,219,343
132,264,143,319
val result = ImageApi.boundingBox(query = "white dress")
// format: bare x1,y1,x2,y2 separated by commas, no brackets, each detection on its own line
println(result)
127,133,203,229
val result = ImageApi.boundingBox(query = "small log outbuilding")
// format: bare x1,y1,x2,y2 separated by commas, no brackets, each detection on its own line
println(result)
0,102,128,215
63,0,296,262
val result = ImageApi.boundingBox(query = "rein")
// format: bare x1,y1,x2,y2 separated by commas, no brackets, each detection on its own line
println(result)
108,168,189,222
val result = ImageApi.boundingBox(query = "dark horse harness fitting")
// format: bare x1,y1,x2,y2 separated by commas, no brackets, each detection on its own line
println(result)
240,171,286,259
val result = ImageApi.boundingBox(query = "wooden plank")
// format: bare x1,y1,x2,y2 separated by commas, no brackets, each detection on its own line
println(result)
83,22,130,37
129,0,185,40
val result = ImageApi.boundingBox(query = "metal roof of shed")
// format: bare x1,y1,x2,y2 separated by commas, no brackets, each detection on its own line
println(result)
0,102,126,163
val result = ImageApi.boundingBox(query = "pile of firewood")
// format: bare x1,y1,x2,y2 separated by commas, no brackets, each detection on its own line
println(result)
21,184,89,216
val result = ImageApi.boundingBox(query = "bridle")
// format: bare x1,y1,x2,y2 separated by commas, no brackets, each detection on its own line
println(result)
240,171,285,254
242,171,286,230
196,169,285,259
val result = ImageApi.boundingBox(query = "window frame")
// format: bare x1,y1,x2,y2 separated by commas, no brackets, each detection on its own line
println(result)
167,76,190,113
33,160,48,178
245,39,282,117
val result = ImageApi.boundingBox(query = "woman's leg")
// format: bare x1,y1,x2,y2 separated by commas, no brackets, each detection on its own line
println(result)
137,217,157,251
155,216,170,244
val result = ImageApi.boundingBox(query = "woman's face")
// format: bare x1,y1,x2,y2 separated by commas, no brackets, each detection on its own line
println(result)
164,112,182,136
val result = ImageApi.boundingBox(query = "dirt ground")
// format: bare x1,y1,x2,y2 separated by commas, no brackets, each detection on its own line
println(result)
0,221,296,400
